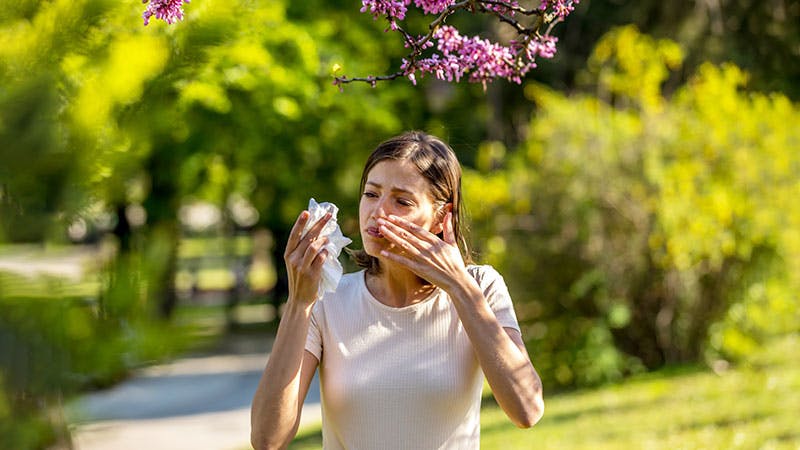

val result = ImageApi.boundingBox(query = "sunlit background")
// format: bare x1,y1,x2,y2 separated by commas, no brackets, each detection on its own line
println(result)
1,0,799,449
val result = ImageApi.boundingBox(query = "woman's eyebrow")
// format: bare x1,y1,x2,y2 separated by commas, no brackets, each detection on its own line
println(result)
365,181,415,195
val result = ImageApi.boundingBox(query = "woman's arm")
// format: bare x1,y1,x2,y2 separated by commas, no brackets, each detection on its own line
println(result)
250,305,320,449
447,278,544,428
376,213,544,427
250,210,331,449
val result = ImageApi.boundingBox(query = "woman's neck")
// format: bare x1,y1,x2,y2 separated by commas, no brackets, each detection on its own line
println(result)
366,262,436,308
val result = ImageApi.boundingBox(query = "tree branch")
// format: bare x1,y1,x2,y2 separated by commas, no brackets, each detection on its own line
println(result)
336,0,578,87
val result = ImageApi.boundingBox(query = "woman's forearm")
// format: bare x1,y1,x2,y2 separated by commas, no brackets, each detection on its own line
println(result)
251,300,315,449
447,279,544,428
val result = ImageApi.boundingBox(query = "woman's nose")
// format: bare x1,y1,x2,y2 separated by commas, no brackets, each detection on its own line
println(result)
373,197,389,218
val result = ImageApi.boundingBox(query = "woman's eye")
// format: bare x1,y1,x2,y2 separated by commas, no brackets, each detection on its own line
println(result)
363,191,378,198
397,199,413,207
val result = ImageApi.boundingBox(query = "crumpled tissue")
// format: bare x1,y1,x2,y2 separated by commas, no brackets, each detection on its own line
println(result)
300,198,352,297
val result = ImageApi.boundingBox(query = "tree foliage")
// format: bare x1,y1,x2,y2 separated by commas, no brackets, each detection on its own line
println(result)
535,0,800,98
0,0,421,445
465,25,800,388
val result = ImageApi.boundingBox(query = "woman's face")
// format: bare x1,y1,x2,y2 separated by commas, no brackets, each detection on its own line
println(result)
359,159,443,257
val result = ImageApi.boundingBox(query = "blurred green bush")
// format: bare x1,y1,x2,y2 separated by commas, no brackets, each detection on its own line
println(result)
465,25,800,389
0,269,196,449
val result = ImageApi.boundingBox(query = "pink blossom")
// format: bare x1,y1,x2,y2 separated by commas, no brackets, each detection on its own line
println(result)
359,0,460,21
404,25,541,85
547,0,577,18
413,0,455,15
360,0,410,21
484,0,520,15
349,0,580,86
143,0,190,26
524,35,558,60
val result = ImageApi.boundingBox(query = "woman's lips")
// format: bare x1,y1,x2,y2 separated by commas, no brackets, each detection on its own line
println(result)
366,226,384,238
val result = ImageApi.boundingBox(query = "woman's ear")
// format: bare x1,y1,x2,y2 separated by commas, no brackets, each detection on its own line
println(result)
431,203,453,235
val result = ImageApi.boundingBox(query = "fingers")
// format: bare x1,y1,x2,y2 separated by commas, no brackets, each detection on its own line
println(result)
302,236,329,272
377,218,424,257
285,211,333,260
384,215,434,242
284,235,328,305
379,215,436,245
285,210,310,258
442,212,456,245
302,212,333,245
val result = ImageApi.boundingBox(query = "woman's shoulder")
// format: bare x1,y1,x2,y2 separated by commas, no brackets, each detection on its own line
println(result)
466,264,516,312
312,270,365,319
318,270,365,302
466,264,504,284
340,269,366,287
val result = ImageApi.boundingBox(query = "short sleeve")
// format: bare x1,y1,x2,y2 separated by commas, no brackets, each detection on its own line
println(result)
468,265,520,332
305,302,323,361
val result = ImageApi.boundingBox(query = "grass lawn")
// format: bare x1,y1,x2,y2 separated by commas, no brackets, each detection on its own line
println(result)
288,334,800,449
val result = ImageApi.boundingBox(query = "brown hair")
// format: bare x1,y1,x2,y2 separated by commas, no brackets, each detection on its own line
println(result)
349,131,472,274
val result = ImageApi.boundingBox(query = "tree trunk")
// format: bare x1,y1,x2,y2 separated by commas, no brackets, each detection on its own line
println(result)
142,146,181,319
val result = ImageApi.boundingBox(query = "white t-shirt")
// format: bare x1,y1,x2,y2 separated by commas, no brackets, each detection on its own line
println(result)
305,265,520,450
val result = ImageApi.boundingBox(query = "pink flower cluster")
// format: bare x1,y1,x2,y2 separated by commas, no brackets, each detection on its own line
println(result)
358,0,578,86
522,34,558,60
414,0,455,15
484,0,520,15
360,0,456,21
142,0,190,26
360,0,410,21
541,0,577,19
402,26,560,86
403,26,520,84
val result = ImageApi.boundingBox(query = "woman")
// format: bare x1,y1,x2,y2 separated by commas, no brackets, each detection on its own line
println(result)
251,131,544,449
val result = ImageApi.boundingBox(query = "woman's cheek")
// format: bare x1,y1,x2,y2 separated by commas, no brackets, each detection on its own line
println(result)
407,209,436,229
398,207,424,222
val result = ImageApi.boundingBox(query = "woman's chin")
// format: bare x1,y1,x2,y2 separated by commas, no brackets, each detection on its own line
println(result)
363,245,382,258
361,240,386,258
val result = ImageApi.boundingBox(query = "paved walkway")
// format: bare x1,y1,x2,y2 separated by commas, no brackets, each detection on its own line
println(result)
0,245,319,449
68,333,321,450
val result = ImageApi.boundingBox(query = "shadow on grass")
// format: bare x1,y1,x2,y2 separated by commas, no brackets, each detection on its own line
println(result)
588,412,776,445
772,431,800,443
479,363,707,435
673,412,772,434
538,395,672,426
479,394,673,436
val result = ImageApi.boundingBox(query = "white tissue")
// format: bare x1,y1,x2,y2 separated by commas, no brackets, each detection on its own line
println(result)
300,198,352,297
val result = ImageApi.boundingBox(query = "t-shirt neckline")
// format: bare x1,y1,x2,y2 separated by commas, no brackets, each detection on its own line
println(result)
360,270,441,312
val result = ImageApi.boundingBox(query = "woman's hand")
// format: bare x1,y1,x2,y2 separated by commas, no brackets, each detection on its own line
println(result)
284,210,332,306
376,212,470,293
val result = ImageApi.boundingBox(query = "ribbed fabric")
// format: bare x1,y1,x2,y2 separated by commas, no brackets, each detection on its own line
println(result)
305,265,520,450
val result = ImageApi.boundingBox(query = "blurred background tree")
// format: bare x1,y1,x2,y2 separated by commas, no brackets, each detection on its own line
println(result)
465,25,800,387
430,0,800,151
1,0,420,446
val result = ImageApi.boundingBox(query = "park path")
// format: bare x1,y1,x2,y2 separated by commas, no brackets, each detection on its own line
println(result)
68,332,321,450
